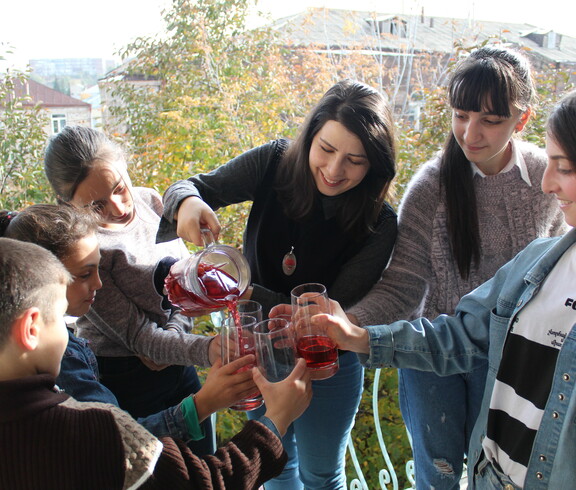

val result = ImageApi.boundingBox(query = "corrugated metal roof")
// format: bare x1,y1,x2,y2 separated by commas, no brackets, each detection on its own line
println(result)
269,8,576,64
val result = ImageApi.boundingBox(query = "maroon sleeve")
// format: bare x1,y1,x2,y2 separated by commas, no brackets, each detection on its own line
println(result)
141,420,287,490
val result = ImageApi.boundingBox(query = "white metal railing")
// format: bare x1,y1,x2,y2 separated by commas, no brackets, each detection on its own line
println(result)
346,368,415,489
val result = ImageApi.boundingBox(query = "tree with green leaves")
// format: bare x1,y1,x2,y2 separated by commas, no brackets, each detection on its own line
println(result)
0,52,51,210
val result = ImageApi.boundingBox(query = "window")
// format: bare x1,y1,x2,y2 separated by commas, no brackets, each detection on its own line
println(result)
52,114,66,134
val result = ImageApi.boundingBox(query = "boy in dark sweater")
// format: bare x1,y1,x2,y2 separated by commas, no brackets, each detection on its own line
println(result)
0,237,312,490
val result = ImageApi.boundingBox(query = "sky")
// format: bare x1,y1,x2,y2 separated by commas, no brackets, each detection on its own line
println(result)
2,0,576,69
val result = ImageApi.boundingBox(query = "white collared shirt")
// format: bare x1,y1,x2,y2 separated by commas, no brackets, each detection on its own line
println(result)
470,139,532,186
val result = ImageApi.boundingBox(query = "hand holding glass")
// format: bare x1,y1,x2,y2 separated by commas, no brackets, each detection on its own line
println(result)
220,314,263,411
291,283,339,380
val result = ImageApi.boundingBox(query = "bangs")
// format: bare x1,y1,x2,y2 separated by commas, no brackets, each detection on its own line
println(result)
449,62,514,117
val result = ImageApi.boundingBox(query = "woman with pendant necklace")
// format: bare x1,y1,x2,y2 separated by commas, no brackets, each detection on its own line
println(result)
157,79,397,490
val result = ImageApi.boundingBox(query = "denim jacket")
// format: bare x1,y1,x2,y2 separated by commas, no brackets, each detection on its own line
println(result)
360,228,576,489
56,329,191,441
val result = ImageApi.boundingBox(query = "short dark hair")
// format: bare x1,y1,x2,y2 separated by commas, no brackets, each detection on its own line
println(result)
0,238,71,347
1,204,98,261
44,125,124,202
547,89,576,169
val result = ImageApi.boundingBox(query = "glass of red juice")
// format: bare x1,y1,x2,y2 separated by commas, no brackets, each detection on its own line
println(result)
290,283,339,380
220,314,264,411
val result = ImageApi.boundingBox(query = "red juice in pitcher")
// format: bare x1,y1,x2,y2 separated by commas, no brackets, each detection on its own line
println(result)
165,262,240,314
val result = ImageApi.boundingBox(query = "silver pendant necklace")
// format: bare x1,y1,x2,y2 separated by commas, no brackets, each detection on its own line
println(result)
282,246,297,276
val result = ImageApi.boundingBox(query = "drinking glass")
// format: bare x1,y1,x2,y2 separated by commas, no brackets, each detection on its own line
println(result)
254,318,297,382
220,314,264,411
290,283,339,380
210,299,263,328
237,299,263,322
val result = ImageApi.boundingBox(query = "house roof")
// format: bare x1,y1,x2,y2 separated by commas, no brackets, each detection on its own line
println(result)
99,57,161,83
10,78,91,108
269,8,576,64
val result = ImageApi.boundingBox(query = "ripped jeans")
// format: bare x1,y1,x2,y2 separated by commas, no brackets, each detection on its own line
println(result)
399,362,488,489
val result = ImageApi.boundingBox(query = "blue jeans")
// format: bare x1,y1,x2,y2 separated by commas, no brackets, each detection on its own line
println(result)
399,362,488,490
97,355,214,455
473,452,521,489
249,351,363,489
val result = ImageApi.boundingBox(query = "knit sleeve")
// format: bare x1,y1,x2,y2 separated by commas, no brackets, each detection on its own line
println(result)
81,267,212,366
141,420,287,489
348,159,441,326
157,140,284,243
58,398,164,490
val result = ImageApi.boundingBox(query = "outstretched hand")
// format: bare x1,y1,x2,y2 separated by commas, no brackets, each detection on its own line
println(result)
193,355,258,422
174,196,221,246
311,299,370,355
254,358,312,437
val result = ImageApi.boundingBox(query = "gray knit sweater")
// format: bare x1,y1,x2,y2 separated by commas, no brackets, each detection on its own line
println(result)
76,187,213,366
349,140,567,326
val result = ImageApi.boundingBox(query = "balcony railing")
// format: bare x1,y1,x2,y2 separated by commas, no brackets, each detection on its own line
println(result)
346,368,416,490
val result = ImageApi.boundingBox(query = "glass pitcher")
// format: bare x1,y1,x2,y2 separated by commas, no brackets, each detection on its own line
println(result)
164,228,251,314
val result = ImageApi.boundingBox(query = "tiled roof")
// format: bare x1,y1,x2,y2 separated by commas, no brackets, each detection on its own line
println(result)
269,8,576,64
10,78,91,107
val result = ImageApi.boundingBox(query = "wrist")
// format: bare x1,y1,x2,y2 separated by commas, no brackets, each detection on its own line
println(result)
258,415,282,439
180,395,206,441
174,195,199,221
262,410,289,437
192,389,211,423
356,327,370,355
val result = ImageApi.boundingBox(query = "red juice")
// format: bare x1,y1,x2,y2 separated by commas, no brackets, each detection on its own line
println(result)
230,396,263,411
165,263,240,314
166,262,263,409
229,344,263,411
297,335,338,369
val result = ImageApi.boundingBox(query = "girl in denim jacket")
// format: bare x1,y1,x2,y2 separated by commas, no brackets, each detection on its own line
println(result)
313,88,576,489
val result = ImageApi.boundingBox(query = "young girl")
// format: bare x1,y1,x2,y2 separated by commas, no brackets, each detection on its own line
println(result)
314,87,576,489
158,80,397,489
346,46,566,488
0,203,257,443
43,127,223,454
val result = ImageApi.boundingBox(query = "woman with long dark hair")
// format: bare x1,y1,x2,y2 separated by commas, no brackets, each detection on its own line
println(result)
159,79,398,489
